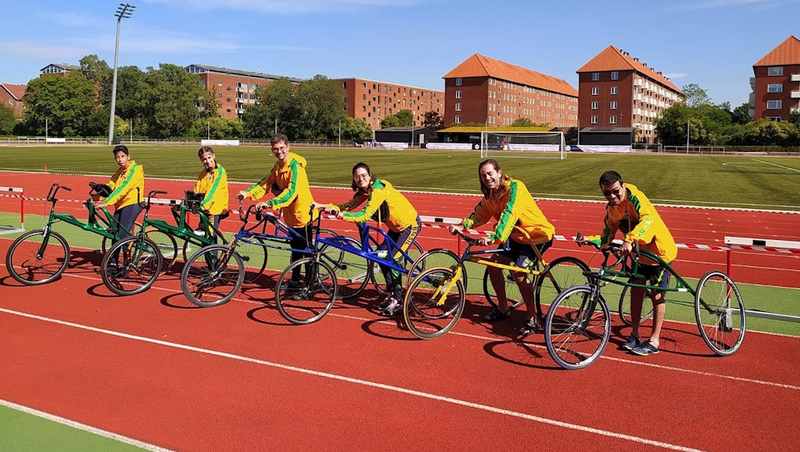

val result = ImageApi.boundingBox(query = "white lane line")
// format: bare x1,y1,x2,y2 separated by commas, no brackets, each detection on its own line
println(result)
753,159,800,174
0,307,700,452
3,259,800,375
0,398,171,451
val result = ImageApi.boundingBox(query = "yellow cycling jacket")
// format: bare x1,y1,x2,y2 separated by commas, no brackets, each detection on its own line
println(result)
594,182,678,264
341,179,418,232
194,164,229,215
105,160,144,210
241,152,316,227
462,176,554,245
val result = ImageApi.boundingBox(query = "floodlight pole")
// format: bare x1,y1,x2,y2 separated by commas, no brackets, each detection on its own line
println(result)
410,112,415,148
107,3,135,145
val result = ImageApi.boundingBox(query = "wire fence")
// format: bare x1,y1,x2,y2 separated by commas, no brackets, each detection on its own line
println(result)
633,143,800,155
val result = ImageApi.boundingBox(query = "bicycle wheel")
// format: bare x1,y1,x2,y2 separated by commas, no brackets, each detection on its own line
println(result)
237,236,268,284
145,228,178,272
483,267,527,310
101,236,163,296
101,221,143,253
617,285,654,327
180,245,244,308
369,240,425,295
694,271,746,356
5,229,70,285
275,257,337,324
403,267,466,340
545,286,611,370
411,248,463,290
319,236,370,301
535,256,591,313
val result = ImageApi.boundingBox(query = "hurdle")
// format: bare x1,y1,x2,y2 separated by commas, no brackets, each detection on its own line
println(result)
0,186,25,235
725,236,800,323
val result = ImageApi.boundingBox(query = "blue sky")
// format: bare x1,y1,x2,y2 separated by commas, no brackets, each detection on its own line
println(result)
1,0,798,105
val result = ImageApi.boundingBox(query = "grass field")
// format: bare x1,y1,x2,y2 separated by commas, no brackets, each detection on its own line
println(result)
0,145,799,209
0,404,141,451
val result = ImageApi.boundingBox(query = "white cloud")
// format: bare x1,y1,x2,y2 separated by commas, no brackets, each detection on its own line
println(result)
142,0,417,14
665,72,689,79
0,41,91,62
44,11,100,28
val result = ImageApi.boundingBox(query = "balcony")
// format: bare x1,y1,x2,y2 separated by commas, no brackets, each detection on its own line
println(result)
792,74,800,82
791,91,800,99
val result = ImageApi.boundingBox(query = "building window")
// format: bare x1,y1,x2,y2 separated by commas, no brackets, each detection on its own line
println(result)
767,84,783,93
610,115,617,124
591,115,598,124
455,78,462,86
591,72,600,81
766,100,782,110
455,90,462,99
610,101,617,110
454,115,461,124
767,66,783,76
611,71,619,80
610,86,617,95
591,101,598,110
591,87,598,96
455,102,461,112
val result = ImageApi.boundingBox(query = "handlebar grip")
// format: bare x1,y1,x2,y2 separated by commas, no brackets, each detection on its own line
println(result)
61,186,72,192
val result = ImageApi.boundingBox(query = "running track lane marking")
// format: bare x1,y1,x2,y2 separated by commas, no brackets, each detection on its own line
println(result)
3,265,799,387
0,398,171,451
0,307,701,452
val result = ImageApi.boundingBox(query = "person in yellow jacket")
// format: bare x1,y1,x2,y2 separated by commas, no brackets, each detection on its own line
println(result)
592,170,678,356
450,159,555,335
96,144,144,242
238,134,315,285
194,145,229,229
329,162,420,316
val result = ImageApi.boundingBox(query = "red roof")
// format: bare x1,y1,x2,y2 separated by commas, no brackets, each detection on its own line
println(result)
0,83,26,101
754,35,800,67
576,46,682,93
443,53,577,97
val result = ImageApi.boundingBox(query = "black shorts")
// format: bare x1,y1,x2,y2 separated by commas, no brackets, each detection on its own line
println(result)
500,238,552,269
630,264,670,292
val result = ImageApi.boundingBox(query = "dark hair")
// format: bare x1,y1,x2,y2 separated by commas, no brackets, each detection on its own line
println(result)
270,133,289,146
197,145,215,157
351,162,375,193
478,159,501,197
599,170,623,187
112,144,129,156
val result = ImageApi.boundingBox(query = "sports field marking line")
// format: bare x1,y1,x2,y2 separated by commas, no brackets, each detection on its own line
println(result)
0,307,700,452
752,159,800,174
0,168,797,213
0,398,171,451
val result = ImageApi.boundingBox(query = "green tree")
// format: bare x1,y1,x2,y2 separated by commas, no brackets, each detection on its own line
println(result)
789,110,800,128
511,117,533,127
728,119,800,146
422,111,443,129
79,54,111,86
142,64,212,138
0,104,15,135
113,66,149,124
22,72,100,136
381,109,413,128
731,102,752,125
294,75,346,140
242,78,298,139
188,117,244,139
340,117,372,142
682,83,711,107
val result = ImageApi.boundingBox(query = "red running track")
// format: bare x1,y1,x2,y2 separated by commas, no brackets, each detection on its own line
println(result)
1,171,798,287
1,236,799,450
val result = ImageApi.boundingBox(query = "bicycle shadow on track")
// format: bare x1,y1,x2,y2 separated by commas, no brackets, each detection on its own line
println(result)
160,292,205,310
246,304,299,327
67,250,103,272
483,338,561,370
360,317,417,341
610,322,713,357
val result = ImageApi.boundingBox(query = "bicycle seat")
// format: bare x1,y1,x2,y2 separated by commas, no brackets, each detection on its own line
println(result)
90,182,112,197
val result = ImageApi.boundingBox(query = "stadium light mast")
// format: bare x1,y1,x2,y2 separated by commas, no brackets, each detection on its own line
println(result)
107,3,136,145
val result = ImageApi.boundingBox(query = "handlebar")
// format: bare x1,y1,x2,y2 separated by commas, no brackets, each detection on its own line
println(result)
575,232,638,270
46,183,71,203
450,226,482,246
144,190,167,209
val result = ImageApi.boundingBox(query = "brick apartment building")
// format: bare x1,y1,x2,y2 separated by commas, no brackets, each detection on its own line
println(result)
577,46,684,144
40,63,79,77
752,35,800,121
186,64,302,120
0,83,26,118
336,78,444,130
442,53,578,128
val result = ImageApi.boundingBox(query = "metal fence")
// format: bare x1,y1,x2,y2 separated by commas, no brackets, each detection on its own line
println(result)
633,143,800,155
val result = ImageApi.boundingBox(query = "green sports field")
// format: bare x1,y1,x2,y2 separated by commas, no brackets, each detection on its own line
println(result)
0,145,799,209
